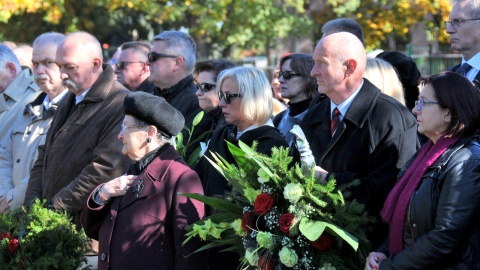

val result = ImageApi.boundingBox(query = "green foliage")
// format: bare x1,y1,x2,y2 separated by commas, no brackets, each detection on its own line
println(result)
175,111,210,167
183,141,374,269
0,199,92,270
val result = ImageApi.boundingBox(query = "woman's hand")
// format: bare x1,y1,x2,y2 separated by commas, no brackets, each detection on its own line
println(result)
365,252,387,270
100,175,136,200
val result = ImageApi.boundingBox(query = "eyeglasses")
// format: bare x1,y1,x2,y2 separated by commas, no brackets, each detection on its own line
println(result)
414,99,439,111
218,91,242,104
147,52,178,63
197,83,217,92
121,123,147,132
115,61,144,70
444,18,480,29
279,70,302,80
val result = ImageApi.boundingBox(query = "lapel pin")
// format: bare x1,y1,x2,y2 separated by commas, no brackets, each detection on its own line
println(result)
133,179,144,198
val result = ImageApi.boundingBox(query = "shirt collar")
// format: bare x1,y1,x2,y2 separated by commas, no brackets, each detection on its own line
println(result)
75,88,91,105
43,89,68,110
330,80,364,121
236,118,274,139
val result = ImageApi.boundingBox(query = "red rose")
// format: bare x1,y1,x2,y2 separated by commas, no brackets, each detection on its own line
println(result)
311,233,333,251
258,255,274,270
254,193,275,215
278,213,295,234
0,232,12,241
8,238,20,254
241,212,255,232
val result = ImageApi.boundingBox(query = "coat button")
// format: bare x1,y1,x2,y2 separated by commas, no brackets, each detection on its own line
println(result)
26,131,31,135
412,223,417,228
16,159,20,163
101,253,106,261
110,216,114,221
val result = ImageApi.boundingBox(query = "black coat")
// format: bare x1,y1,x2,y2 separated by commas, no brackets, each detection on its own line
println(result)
300,79,419,247
377,134,480,269
197,124,289,199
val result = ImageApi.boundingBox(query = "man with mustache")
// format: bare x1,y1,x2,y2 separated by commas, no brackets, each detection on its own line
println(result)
0,32,68,212
25,32,130,231
0,44,40,140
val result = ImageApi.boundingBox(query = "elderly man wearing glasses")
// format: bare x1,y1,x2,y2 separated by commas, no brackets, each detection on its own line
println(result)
148,30,214,161
114,41,155,94
446,0,480,88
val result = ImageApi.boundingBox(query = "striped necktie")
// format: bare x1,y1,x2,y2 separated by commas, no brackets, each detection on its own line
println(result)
331,107,341,136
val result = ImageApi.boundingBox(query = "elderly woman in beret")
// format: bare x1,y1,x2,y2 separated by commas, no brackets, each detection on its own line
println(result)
81,92,206,270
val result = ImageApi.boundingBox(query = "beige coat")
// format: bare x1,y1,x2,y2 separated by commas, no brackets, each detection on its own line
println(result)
0,92,65,211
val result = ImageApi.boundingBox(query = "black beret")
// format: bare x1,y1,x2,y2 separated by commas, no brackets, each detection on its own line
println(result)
123,92,185,137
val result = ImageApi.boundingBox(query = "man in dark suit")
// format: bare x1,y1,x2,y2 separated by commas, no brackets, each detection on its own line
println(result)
446,0,480,87
301,32,419,248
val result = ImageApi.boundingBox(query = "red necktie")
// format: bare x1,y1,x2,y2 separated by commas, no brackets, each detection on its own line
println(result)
331,107,341,136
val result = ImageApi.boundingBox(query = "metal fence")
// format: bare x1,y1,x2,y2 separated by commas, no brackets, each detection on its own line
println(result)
411,54,462,76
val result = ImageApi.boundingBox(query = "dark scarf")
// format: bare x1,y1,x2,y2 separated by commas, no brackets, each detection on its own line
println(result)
127,144,170,175
288,98,312,117
381,135,460,255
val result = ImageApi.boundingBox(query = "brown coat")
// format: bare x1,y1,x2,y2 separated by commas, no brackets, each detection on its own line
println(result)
81,145,207,270
25,65,131,226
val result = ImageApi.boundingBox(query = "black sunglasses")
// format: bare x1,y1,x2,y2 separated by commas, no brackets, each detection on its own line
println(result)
197,83,217,92
147,52,178,63
115,61,144,70
218,91,242,104
279,70,302,80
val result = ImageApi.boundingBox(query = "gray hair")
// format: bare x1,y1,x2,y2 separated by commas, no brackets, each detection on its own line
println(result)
321,18,365,45
455,0,480,17
153,30,196,73
120,41,151,61
62,31,103,60
217,67,273,125
133,117,175,144
32,32,65,48
0,44,21,72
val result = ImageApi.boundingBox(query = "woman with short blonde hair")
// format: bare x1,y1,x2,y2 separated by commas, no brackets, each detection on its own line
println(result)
365,58,406,105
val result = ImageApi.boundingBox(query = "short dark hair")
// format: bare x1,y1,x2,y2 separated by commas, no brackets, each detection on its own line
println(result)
421,71,480,138
321,18,365,45
279,53,318,99
120,41,151,58
194,59,236,82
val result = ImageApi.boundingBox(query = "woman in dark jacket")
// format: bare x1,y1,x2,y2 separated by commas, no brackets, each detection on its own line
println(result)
366,72,480,270
273,53,318,149
81,92,206,270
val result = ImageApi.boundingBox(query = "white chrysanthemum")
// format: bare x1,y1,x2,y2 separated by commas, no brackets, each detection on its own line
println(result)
256,231,275,249
279,247,298,267
257,168,270,183
245,249,259,266
283,183,303,204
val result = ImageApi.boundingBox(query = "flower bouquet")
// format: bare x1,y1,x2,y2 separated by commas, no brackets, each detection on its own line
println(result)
182,140,374,269
0,199,92,270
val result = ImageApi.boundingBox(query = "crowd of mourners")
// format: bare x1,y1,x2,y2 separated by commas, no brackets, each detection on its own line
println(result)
0,0,479,269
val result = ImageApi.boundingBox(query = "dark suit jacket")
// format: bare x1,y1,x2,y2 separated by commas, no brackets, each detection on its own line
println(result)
449,63,480,88
301,79,419,247
82,145,206,270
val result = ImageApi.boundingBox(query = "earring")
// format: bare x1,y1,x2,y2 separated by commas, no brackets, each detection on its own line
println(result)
146,137,151,143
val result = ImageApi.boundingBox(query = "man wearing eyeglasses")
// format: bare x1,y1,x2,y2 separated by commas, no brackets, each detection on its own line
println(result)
148,30,214,160
446,0,480,88
25,31,130,229
114,41,155,94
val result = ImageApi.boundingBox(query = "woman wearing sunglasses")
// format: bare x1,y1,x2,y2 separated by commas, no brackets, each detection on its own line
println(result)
273,53,318,150
196,66,289,269
366,72,480,270
193,59,235,135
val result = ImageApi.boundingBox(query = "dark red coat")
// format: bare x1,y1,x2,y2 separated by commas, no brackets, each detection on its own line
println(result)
81,145,206,270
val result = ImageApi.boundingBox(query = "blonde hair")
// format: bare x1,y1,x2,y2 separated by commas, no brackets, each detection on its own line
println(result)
217,67,273,125
365,58,406,105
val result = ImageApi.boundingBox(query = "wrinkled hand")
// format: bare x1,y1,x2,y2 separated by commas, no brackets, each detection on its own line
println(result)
101,175,137,200
365,252,387,270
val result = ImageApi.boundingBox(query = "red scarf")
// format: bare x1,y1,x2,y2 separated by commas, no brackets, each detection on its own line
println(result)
380,135,459,255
